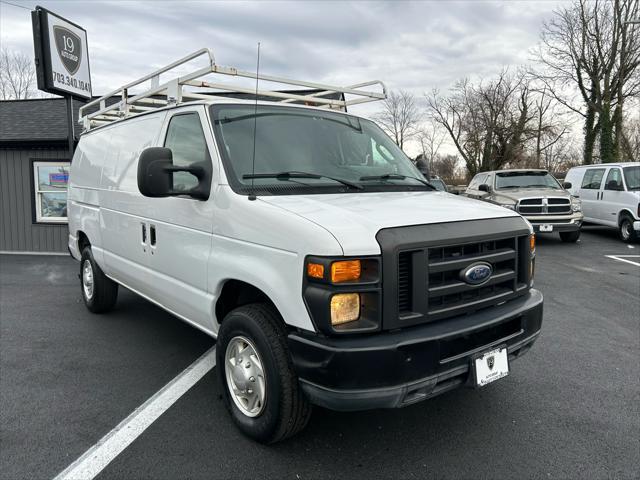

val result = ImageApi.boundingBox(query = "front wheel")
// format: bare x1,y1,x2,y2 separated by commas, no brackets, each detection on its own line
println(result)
559,230,581,243
216,303,312,443
619,216,637,243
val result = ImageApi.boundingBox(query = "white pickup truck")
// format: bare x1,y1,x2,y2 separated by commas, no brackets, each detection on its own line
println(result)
68,50,543,443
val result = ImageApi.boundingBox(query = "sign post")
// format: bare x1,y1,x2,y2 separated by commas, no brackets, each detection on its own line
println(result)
32,6,92,156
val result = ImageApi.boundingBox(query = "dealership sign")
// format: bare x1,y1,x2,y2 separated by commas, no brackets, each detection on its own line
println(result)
32,7,92,99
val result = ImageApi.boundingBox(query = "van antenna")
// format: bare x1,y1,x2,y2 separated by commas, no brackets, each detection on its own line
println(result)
248,42,261,201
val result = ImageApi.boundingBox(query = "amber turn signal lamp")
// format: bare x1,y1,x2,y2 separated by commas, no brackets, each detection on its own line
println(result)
529,234,536,254
331,260,361,283
307,262,325,279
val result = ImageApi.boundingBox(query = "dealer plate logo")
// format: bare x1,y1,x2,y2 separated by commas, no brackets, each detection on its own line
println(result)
487,356,495,370
54,26,82,75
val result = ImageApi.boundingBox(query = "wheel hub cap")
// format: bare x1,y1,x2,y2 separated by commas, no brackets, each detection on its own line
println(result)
82,260,94,300
224,336,266,417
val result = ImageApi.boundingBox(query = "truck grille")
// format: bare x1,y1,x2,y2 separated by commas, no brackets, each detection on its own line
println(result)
517,197,571,215
396,236,530,323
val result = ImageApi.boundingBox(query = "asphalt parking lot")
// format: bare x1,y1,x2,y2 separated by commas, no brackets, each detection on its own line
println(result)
1,226,639,480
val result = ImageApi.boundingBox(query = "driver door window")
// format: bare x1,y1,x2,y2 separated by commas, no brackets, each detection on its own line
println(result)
164,113,209,192
604,168,624,191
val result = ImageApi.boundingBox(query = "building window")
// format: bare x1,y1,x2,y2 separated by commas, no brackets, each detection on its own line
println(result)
33,161,70,223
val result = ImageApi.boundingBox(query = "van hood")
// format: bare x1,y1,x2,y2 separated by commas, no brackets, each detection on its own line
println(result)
259,191,523,255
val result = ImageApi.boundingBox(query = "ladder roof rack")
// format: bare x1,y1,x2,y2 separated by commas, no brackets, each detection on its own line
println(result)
79,48,387,131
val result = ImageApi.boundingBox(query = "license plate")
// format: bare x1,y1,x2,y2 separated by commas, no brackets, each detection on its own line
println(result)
539,224,553,232
474,347,509,387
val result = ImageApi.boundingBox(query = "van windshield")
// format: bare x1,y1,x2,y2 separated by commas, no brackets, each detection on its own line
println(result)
210,104,429,194
495,171,562,190
623,166,640,190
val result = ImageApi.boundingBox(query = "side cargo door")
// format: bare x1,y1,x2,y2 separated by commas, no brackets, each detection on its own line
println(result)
100,114,166,297
144,107,216,332
578,167,606,223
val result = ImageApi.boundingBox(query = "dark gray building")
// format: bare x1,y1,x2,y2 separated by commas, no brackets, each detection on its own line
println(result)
0,98,81,253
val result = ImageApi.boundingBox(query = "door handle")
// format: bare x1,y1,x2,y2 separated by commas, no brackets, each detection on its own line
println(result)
141,223,147,244
150,225,156,246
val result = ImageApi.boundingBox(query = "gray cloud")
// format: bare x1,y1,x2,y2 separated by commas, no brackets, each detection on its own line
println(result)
1,0,570,152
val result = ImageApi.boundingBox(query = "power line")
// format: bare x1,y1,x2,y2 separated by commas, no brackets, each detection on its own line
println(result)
0,0,33,11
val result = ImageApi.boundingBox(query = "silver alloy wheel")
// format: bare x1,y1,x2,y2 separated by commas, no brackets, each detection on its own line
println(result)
621,220,631,240
224,336,266,417
82,259,94,300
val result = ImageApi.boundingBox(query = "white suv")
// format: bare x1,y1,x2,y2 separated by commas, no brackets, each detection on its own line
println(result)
67,51,543,443
564,162,640,242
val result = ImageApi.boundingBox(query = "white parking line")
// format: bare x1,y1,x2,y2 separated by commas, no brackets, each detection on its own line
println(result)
53,347,216,480
605,255,640,267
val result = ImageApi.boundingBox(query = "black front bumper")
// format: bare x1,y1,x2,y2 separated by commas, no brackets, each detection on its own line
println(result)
288,289,543,411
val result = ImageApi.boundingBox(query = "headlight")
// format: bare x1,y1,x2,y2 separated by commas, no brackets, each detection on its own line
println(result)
330,293,360,325
304,256,381,334
571,198,582,212
501,204,516,211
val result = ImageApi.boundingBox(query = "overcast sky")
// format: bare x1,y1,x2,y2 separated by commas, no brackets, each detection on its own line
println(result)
1,0,570,154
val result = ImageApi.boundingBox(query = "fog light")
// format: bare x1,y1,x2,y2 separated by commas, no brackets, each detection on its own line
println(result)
330,293,360,325
331,260,361,283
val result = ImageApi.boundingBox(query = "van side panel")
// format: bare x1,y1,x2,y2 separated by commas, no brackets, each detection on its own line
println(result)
99,114,165,293
68,130,109,263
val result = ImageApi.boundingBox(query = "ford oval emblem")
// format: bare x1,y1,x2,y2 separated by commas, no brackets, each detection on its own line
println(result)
460,262,493,286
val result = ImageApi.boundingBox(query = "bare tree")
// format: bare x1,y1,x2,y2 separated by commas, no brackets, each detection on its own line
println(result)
0,49,36,100
533,0,640,163
621,109,640,159
374,90,421,149
531,85,570,168
431,154,460,184
417,119,446,172
427,70,537,176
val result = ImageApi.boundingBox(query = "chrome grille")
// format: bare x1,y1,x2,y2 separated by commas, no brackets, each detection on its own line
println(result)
517,197,571,215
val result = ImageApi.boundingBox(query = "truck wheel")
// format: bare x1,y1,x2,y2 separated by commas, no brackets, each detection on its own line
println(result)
80,247,118,313
216,303,312,443
559,230,581,243
619,215,637,243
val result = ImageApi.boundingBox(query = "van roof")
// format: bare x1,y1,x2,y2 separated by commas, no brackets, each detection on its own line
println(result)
569,162,639,168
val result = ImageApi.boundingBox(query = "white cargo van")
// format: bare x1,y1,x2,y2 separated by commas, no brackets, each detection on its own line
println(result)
68,50,543,443
564,162,640,242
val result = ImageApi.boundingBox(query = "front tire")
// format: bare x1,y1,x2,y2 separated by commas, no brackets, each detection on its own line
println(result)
80,247,118,313
217,303,312,443
559,230,581,243
619,215,637,243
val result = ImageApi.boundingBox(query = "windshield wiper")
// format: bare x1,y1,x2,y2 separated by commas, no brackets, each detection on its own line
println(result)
359,173,436,190
243,171,363,190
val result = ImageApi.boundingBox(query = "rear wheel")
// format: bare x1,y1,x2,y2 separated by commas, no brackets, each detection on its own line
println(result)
559,230,581,243
80,247,118,313
217,303,312,443
619,215,637,243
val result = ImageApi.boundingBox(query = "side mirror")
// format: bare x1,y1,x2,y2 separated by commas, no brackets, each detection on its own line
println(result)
137,147,210,200
562,181,572,189
478,183,490,193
